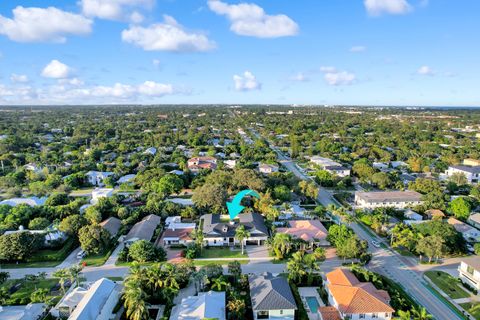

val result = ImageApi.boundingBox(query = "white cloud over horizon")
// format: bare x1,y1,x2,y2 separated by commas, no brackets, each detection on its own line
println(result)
0,6,92,43
233,71,261,91
208,0,299,38
121,15,216,52
417,65,434,76
320,67,356,86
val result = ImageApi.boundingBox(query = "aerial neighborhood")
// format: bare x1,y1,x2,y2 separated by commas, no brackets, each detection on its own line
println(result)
0,106,479,320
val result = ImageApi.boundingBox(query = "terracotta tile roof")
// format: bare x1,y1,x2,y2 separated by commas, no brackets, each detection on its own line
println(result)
319,306,342,320
277,220,328,242
326,269,394,315
163,228,194,240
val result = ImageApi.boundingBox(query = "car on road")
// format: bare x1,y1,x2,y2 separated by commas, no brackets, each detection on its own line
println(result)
77,250,87,259
371,240,381,248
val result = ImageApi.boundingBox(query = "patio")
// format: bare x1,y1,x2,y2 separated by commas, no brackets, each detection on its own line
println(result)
298,287,324,320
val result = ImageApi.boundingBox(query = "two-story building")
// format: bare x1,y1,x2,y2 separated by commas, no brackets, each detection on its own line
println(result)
354,191,423,209
458,259,480,292
325,268,395,320
200,213,268,246
445,165,480,184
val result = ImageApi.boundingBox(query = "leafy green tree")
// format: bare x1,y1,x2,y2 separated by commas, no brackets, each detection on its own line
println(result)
192,183,227,213
227,296,246,319
45,192,70,206
371,172,391,190
0,232,43,261
58,214,87,237
273,185,291,201
448,197,471,220
474,243,480,255
128,240,165,263
85,206,102,224
211,276,228,291
0,271,9,285
449,172,468,186
416,235,444,263
28,217,51,230
315,169,335,187
153,174,183,196
78,224,111,255
30,288,48,303
228,261,242,282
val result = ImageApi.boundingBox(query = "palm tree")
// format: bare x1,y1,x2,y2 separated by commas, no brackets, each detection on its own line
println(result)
411,307,433,320
211,276,228,291
146,263,164,291
0,287,10,304
287,251,307,284
270,233,292,259
235,225,250,255
69,265,83,287
53,268,70,294
123,281,149,320
312,247,326,261
397,310,412,320
161,263,180,290
190,228,205,253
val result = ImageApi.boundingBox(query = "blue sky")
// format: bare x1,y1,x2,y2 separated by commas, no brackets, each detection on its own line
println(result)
0,0,479,106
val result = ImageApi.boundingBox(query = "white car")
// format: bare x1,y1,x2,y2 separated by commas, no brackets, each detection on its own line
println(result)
77,250,87,259
371,240,381,248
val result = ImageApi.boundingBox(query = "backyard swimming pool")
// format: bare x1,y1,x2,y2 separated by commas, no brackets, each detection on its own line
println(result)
305,296,320,313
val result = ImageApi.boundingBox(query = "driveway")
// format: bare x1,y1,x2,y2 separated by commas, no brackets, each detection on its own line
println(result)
245,245,270,259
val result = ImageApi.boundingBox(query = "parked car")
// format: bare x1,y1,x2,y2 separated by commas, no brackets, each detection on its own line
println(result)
77,250,87,259
371,240,381,248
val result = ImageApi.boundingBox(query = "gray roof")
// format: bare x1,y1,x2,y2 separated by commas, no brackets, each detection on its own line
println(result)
249,273,297,311
468,213,480,224
450,165,480,174
355,191,422,203
99,217,121,237
125,214,160,242
68,278,118,320
201,213,268,238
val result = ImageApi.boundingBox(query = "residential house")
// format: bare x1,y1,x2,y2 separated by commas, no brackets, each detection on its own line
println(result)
354,191,423,209
166,198,194,206
447,217,480,242
445,165,480,184
3,228,67,247
144,147,157,156
425,209,445,220
0,197,47,207
117,174,136,185
124,214,161,245
224,159,237,169
0,303,46,320
200,213,268,246
187,156,217,172
169,291,226,320
278,202,309,220
163,218,196,246
249,272,297,320
55,278,121,320
325,268,395,320
464,159,480,167
85,171,114,187
99,217,122,238
258,163,279,174
404,209,423,221
319,306,342,320
91,188,113,204
467,213,480,229
310,156,350,177
458,258,480,291
277,220,330,246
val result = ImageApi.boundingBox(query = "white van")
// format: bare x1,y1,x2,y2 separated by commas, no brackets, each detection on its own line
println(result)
77,250,86,259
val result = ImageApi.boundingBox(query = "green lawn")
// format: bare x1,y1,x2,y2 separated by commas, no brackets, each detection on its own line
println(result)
0,238,77,269
0,278,60,305
199,247,247,259
82,247,114,267
425,271,470,299
193,259,249,266
460,302,480,320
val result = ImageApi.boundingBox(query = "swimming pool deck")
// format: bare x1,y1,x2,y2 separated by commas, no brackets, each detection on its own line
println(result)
298,287,324,320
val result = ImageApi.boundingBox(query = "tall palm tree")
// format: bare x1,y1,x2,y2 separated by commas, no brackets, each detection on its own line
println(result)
271,233,292,259
123,281,149,320
411,307,433,320
190,228,205,253
287,251,307,284
235,225,250,255
53,268,70,295
69,265,83,287
161,263,180,290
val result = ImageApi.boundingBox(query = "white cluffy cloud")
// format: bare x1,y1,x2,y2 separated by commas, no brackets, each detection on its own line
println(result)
233,71,261,91
122,15,216,52
208,0,298,38
417,65,434,76
10,74,29,83
320,66,356,86
364,0,412,16
290,72,309,82
80,0,153,22
0,6,92,43
41,60,72,79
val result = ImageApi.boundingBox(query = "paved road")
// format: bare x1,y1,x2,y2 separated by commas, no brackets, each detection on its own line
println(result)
249,127,462,320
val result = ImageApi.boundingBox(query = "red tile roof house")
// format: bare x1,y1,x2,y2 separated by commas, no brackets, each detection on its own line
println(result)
187,156,217,173
325,268,394,320
162,228,194,246
276,220,330,247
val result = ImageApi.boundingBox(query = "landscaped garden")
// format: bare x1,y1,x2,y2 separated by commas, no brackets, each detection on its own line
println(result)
0,277,61,305
424,271,470,299
460,302,480,320
198,247,247,259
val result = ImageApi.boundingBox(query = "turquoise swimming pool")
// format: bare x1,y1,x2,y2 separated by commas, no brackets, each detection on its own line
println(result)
305,296,320,313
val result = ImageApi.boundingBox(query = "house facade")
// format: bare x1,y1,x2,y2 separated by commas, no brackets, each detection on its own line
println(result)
354,191,423,209
187,156,217,172
249,273,297,320
85,171,114,187
447,217,480,243
467,213,480,229
200,213,268,246
445,165,480,184
458,260,480,291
